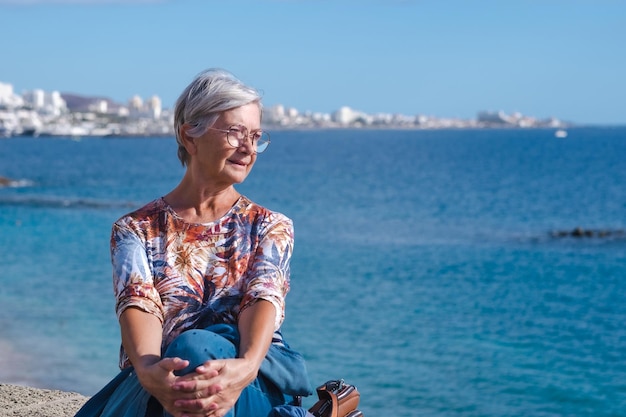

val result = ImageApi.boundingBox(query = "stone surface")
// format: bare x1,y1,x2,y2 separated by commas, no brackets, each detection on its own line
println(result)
0,384,88,417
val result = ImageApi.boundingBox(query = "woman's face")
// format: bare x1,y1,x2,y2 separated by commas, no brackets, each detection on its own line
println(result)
190,102,261,187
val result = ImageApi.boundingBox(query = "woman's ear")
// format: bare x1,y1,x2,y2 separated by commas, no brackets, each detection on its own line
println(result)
179,124,197,156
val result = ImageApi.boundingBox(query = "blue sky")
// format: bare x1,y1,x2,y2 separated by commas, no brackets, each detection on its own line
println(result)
0,0,624,125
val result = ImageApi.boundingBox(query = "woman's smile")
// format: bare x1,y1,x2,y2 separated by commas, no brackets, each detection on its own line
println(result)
227,158,249,167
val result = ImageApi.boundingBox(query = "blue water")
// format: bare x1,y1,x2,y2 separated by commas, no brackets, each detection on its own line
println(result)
1,128,625,417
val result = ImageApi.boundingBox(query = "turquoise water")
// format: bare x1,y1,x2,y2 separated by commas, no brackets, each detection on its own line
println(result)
1,128,625,416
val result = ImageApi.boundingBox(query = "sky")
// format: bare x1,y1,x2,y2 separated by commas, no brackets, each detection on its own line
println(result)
0,0,624,125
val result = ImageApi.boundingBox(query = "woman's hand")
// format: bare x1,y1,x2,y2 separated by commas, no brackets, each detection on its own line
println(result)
134,356,221,417
120,308,222,416
171,357,257,417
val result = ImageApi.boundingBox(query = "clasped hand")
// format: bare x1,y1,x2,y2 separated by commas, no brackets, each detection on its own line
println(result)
137,356,256,417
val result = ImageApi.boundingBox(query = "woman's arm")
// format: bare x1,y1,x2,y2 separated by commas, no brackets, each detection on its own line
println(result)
119,307,192,416
119,307,164,373
237,299,277,382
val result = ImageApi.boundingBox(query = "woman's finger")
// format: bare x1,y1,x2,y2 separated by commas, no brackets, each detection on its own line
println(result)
159,357,190,373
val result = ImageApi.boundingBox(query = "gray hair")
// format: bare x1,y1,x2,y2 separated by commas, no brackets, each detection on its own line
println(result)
174,68,262,166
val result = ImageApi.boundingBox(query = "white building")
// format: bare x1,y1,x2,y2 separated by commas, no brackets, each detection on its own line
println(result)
332,106,359,125
477,110,515,125
89,99,108,114
0,82,24,108
128,94,162,119
264,104,285,124
22,88,67,116
128,95,143,116
146,95,162,119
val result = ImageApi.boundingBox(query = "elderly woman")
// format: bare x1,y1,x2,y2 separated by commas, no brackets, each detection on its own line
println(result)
76,69,311,417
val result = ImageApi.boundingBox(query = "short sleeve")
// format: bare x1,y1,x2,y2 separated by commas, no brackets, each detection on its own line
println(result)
240,213,293,330
111,222,164,322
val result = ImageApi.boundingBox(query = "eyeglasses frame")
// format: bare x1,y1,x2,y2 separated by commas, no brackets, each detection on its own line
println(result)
205,124,271,154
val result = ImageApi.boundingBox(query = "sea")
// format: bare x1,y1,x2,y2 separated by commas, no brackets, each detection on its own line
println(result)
0,127,625,417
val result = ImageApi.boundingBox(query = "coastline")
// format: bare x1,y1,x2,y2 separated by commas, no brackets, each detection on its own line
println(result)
0,339,89,416
0,384,88,417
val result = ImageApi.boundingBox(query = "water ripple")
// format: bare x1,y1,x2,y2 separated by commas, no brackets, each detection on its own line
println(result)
0,194,137,209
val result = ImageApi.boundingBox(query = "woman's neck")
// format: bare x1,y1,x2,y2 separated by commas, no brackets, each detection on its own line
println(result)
163,180,240,224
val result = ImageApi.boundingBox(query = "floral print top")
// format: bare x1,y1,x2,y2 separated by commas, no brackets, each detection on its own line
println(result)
111,196,293,369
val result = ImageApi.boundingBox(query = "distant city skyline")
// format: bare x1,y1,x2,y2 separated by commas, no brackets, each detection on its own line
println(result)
1,80,569,138
0,78,577,125
1,0,624,125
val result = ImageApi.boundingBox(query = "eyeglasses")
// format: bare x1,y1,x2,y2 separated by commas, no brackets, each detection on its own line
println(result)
206,124,270,154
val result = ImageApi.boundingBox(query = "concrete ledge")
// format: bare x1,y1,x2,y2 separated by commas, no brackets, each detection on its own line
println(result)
0,384,88,417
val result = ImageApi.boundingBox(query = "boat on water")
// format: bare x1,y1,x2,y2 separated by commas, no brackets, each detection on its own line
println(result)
554,129,568,138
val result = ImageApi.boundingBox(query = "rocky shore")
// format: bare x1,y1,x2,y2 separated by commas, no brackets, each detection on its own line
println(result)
0,384,88,417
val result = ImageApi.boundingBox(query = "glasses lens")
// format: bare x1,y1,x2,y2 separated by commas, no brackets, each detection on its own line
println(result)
255,132,270,153
226,127,246,148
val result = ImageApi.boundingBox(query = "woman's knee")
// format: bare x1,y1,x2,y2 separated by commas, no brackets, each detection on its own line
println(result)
164,329,237,376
